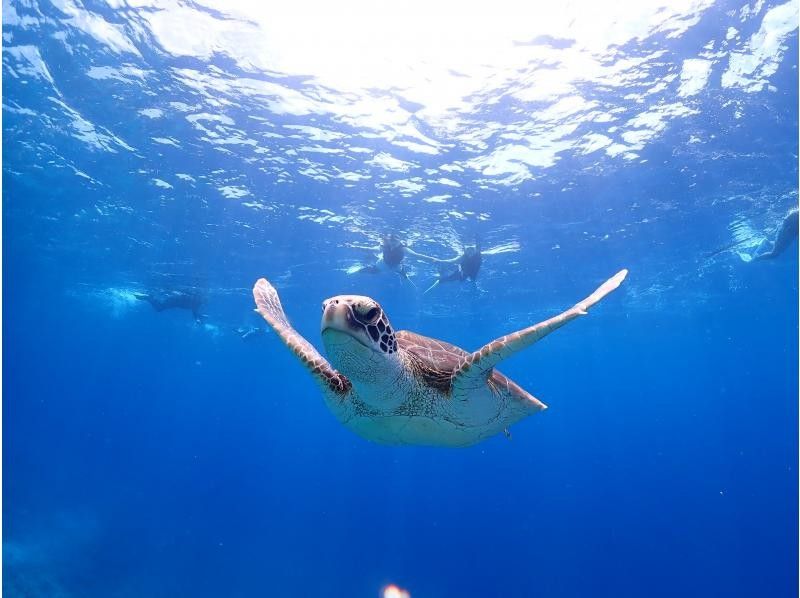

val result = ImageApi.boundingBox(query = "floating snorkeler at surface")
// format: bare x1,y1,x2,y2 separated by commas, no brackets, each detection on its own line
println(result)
753,206,798,260
423,237,483,294
351,233,439,284
135,288,206,323
707,206,799,263
352,233,404,274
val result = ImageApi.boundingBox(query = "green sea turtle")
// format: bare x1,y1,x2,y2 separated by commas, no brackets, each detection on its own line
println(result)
253,269,627,447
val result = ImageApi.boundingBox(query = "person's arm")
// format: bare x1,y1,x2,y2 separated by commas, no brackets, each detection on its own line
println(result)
405,246,461,264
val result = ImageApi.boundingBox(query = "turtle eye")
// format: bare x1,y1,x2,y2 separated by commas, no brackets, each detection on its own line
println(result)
357,305,380,324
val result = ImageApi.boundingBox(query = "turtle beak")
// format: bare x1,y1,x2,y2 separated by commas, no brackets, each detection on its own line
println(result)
321,298,348,333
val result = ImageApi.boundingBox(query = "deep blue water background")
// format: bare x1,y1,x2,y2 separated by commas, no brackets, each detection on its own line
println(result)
4,0,799,596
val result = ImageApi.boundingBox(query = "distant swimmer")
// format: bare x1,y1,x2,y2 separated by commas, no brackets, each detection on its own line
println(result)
354,233,405,274
705,207,798,263
753,207,798,260
135,289,206,323
424,238,482,294
352,233,438,284
235,325,265,341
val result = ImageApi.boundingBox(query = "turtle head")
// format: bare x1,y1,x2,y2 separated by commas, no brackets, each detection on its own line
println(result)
320,295,399,381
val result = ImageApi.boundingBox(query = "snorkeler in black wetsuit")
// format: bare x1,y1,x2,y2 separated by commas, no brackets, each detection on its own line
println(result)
754,207,798,260
354,233,432,283
382,233,405,269
135,288,206,323
705,206,799,262
424,239,483,294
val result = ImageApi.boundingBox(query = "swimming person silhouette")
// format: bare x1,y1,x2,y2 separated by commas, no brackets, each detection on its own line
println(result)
135,288,206,323
424,238,483,294
352,233,440,284
753,207,798,260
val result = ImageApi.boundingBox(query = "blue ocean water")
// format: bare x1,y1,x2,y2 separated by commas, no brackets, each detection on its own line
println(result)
3,1,799,596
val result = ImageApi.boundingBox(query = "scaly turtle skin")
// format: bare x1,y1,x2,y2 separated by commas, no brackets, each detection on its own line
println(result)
253,270,627,447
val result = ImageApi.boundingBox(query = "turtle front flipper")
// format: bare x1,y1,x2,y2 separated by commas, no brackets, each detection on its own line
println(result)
253,278,352,396
452,270,628,392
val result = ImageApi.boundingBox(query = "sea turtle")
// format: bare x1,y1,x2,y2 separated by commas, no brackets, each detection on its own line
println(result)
253,269,627,447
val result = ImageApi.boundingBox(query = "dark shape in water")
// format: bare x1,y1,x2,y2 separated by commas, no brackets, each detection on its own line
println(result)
754,207,799,260
424,237,483,294
381,233,405,268
135,289,206,323
354,233,437,285
705,207,798,262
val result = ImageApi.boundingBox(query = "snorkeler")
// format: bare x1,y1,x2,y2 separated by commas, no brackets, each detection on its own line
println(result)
235,325,266,341
705,206,799,263
353,233,437,284
424,238,483,294
753,207,798,260
135,288,206,323
354,234,405,274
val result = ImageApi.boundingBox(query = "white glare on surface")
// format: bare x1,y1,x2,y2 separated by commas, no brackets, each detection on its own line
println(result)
10,0,796,187
140,0,717,107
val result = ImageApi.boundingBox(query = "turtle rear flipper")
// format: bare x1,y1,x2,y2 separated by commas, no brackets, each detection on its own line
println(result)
253,278,352,395
452,270,628,392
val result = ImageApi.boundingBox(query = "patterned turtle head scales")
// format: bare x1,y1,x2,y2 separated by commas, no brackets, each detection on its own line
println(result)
320,295,398,355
